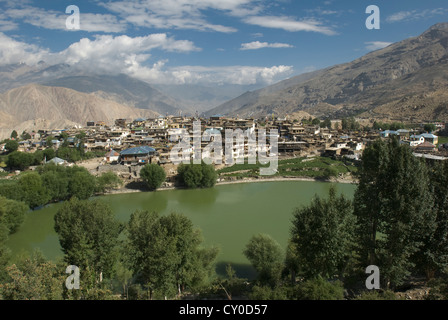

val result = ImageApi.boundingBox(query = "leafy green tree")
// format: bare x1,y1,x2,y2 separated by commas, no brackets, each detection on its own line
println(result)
57,147,81,163
353,138,435,288
341,117,360,131
177,162,217,189
126,210,218,299
6,151,34,170
290,186,356,279
0,219,10,282
424,123,437,133
200,161,218,188
54,198,123,283
311,118,321,126
10,130,18,140
40,170,69,202
140,164,166,191
17,172,50,209
321,119,332,129
412,161,448,280
5,140,19,153
43,148,55,161
68,170,96,200
0,250,65,300
45,136,55,148
0,196,28,234
243,234,284,286
285,239,300,284
21,131,31,140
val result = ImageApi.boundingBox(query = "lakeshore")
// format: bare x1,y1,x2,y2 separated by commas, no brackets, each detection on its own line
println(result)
104,174,358,196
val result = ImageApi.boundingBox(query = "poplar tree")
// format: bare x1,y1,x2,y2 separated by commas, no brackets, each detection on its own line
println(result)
290,186,356,280
54,198,122,283
353,138,435,288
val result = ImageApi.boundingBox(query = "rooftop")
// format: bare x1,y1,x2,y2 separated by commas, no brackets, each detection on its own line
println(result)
120,146,156,156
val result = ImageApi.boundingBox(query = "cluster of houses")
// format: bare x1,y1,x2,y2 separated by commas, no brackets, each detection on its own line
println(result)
1,115,448,170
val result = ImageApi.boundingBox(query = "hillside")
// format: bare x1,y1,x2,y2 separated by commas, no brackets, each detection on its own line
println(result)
0,84,158,139
207,23,448,121
43,74,182,116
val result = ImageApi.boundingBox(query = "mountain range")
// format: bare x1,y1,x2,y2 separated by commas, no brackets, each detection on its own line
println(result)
0,23,447,139
205,22,448,122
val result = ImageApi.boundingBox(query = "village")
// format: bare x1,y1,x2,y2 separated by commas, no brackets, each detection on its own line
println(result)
1,114,448,187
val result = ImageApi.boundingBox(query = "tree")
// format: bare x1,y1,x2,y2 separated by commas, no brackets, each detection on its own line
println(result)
40,169,69,202
200,161,218,188
140,164,166,191
353,138,435,288
10,130,18,140
311,118,321,126
424,123,437,133
321,119,332,129
43,148,55,161
0,196,28,234
17,172,50,209
96,171,123,193
0,250,65,300
6,151,34,170
21,131,31,140
243,234,284,286
290,186,355,280
177,162,217,189
412,161,448,280
54,197,122,283
68,170,96,199
45,136,55,148
126,210,218,299
0,217,10,282
4,140,19,153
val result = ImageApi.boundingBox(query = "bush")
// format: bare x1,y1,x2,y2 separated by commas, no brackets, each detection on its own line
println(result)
96,171,123,193
294,277,345,300
355,290,398,300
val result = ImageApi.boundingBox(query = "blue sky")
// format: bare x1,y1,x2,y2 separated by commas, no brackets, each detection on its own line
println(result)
0,0,447,86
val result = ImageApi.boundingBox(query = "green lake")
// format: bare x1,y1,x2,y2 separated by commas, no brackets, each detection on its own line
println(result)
6,181,356,278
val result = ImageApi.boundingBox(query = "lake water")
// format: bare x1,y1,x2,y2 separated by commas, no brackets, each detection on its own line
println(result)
6,181,356,278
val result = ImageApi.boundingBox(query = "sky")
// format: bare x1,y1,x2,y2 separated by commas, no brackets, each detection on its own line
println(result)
0,0,447,87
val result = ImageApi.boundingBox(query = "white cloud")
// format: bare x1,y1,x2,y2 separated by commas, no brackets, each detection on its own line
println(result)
365,41,393,51
244,16,337,35
0,32,291,86
101,0,260,33
155,65,294,85
52,34,200,75
0,32,49,65
5,5,127,33
386,8,448,23
240,41,294,50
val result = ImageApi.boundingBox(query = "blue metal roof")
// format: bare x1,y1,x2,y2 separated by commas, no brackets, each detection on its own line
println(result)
120,146,156,156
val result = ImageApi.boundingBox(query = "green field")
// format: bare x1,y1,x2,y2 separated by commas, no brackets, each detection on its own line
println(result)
217,156,358,179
